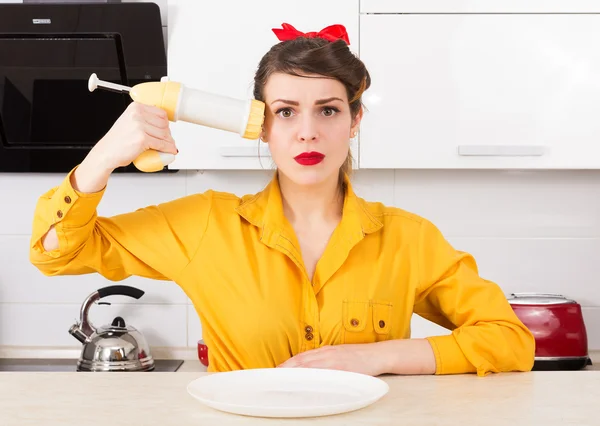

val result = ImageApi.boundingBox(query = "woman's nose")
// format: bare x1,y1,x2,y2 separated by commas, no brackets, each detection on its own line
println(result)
297,116,319,142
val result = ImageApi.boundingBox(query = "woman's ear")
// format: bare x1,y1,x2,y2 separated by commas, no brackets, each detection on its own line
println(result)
350,106,364,137
259,127,269,143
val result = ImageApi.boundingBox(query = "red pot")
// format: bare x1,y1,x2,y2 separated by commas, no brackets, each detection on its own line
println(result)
508,293,590,370
197,340,209,367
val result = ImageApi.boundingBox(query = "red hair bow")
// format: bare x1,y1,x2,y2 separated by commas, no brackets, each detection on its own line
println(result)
272,23,350,45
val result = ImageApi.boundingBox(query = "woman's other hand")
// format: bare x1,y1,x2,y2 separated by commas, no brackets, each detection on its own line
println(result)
277,343,389,376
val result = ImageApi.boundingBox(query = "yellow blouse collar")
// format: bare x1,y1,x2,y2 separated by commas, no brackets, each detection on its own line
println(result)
235,172,383,245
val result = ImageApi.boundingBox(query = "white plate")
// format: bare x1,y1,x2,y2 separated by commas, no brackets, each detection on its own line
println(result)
186,368,389,418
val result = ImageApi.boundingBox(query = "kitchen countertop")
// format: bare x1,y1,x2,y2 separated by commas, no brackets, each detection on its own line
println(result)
1,370,598,425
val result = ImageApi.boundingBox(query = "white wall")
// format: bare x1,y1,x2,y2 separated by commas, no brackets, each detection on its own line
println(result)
1,169,600,352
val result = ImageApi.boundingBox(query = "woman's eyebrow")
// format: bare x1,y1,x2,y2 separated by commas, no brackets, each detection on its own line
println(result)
315,97,344,105
270,97,344,106
271,99,299,106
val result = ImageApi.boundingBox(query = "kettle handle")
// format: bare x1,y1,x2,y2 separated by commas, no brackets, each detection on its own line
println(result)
97,285,145,300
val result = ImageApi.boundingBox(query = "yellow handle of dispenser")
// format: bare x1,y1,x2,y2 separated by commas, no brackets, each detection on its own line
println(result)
128,81,182,172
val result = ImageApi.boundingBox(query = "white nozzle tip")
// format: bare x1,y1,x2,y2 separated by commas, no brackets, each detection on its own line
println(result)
88,73,98,92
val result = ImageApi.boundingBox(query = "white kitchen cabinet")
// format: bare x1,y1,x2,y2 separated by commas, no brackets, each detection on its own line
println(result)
360,0,600,14
166,0,359,170
358,5,600,169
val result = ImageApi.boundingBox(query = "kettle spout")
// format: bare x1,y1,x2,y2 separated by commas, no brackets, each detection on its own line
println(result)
69,324,90,344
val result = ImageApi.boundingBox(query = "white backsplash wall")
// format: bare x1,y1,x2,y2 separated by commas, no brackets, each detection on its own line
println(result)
0,168,599,352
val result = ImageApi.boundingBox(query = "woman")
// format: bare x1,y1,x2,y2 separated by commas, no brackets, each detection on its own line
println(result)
29,23,535,376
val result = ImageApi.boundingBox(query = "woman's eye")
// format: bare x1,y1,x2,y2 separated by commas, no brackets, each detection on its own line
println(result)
322,107,339,117
276,108,293,118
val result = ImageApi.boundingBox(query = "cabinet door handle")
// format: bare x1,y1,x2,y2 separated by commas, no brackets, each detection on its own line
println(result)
457,145,545,157
219,147,272,157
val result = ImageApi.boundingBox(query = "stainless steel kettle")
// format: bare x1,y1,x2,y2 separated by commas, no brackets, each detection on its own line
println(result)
68,285,155,372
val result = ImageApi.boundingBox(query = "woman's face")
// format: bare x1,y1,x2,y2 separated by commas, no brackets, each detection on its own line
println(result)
261,72,361,187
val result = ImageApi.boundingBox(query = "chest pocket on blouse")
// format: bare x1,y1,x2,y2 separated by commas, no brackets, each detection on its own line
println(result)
342,300,393,344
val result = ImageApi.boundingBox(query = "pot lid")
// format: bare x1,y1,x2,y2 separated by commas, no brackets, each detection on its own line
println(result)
96,316,136,334
507,293,576,305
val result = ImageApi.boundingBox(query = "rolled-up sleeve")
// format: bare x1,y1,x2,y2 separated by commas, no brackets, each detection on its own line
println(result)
31,167,105,259
414,219,535,376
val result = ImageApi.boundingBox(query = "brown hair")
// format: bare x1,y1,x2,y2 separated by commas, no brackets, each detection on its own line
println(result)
253,37,371,179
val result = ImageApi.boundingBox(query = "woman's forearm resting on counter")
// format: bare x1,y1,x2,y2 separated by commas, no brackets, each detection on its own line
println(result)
382,322,533,376
379,338,437,375
277,339,436,376
279,323,533,377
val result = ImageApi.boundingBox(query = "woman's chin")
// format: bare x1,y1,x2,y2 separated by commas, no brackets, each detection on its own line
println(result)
279,165,337,187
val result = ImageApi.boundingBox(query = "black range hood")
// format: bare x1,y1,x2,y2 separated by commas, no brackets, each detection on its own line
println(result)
0,2,168,173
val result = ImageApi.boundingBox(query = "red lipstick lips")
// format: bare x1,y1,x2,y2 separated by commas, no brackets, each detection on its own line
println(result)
294,151,325,166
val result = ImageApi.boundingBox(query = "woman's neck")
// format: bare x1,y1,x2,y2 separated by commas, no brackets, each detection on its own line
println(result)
278,172,344,227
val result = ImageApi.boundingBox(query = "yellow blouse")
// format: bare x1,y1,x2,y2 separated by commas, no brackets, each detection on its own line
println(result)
29,167,535,376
